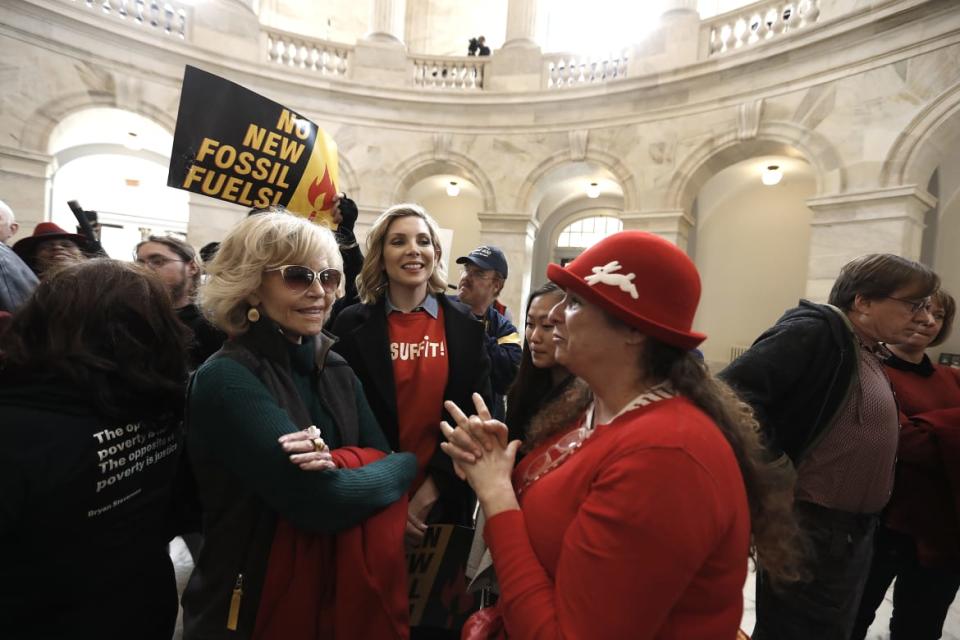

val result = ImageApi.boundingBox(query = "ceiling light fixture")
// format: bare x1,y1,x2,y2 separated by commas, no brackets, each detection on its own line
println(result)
124,131,142,151
446,180,460,197
585,181,601,199
761,164,783,186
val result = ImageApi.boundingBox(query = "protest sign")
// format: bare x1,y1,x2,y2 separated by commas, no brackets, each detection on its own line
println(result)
407,524,481,630
168,65,339,227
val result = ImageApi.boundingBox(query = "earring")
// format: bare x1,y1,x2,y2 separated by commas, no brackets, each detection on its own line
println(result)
247,307,261,323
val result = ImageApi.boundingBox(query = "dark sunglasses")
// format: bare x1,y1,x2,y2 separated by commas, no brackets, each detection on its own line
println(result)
265,265,342,294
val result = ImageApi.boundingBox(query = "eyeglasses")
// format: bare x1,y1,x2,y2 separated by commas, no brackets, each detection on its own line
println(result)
885,296,932,314
136,255,184,268
459,266,496,281
266,265,342,294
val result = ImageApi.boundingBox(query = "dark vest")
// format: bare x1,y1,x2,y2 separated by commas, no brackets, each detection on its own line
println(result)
182,323,359,639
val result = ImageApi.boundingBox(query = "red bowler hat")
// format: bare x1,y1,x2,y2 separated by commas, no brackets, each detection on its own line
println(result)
13,222,92,263
546,231,707,350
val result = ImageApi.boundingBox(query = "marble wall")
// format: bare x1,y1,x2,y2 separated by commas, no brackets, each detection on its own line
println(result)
2,0,960,363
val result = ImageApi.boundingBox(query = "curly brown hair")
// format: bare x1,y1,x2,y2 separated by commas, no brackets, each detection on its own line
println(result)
0,259,189,422
641,339,808,585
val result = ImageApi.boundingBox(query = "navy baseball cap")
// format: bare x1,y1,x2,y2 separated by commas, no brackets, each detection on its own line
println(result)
456,245,508,279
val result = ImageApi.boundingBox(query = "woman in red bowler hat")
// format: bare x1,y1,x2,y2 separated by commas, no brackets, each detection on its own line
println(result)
442,231,805,639
12,221,91,278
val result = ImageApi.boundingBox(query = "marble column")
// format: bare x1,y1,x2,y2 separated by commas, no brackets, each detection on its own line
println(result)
0,145,52,242
803,185,935,301
366,0,406,45
629,0,700,76
620,210,695,252
477,212,539,317
353,203,384,248
502,0,538,50
488,0,542,91
353,0,409,86
186,193,246,248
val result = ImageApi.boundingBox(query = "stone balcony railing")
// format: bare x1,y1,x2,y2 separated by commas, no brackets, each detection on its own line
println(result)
66,0,842,92
71,0,188,39
264,28,352,77
411,55,487,90
700,0,822,57
543,52,629,90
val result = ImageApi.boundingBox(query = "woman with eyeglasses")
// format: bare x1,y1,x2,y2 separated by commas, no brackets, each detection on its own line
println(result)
852,289,960,640
330,204,492,559
182,212,417,639
442,232,805,639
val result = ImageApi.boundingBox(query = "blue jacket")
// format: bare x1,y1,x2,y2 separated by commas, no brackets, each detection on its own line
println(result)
450,296,522,421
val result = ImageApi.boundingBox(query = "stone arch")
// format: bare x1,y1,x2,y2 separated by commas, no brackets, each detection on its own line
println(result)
20,92,177,154
881,81,960,188
516,149,639,216
392,151,497,212
338,153,361,198
666,120,845,215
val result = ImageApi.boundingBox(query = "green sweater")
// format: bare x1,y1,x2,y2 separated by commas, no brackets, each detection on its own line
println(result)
189,336,416,533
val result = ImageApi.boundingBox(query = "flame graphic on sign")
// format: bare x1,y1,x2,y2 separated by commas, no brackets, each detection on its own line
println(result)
307,166,336,221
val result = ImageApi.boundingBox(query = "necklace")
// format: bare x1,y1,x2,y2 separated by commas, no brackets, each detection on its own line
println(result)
517,381,674,495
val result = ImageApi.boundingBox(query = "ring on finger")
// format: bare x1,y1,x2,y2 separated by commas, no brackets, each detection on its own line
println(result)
313,437,328,453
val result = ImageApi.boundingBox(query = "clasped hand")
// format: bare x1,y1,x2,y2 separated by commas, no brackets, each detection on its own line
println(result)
440,393,521,502
279,425,337,471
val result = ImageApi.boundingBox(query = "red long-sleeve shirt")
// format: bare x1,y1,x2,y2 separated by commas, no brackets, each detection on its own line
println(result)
484,397,750,639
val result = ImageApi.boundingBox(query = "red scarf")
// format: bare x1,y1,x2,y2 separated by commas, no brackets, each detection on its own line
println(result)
253,447,410,640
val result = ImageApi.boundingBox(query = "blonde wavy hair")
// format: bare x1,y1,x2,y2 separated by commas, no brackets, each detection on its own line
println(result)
357,203,447,304
200,211,343,336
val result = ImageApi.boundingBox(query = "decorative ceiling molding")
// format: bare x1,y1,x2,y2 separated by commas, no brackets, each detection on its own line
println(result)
737,99,763,141
568,129,589,161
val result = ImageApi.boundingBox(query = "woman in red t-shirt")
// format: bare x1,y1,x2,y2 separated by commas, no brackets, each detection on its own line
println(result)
443,231,805,639
331,204,491,548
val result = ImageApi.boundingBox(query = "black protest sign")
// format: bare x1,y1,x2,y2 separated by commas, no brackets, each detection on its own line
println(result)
407,524,481,630
168,65,339,226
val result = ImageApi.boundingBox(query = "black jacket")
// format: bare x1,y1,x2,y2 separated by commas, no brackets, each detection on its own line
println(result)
331,294,492,526
719,300,859,463
176,303,226,370
0,382,181,640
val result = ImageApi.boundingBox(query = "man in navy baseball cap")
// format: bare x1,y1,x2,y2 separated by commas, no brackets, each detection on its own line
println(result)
456,245,508,280
453,245,521,421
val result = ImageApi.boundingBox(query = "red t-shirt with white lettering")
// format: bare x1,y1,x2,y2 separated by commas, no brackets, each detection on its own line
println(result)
387,307,449,492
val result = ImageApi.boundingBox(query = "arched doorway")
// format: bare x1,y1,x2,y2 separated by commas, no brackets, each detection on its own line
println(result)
48,107,189,259
690,155,815,368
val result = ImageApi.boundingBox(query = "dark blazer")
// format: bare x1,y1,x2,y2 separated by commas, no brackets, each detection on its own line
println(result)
331,293,492,525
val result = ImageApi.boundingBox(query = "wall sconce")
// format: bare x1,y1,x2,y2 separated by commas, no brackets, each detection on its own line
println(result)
761,165,783,186
446,180,460,197
585,181,601,198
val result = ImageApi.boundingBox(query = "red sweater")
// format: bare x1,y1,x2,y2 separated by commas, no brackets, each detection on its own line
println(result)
484,397,750,640
883,357,960,568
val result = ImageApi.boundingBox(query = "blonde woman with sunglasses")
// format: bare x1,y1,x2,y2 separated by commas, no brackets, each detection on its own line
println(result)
183,212,417,639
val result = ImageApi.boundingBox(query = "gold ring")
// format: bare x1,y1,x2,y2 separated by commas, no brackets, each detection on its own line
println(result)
313,437,327,453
